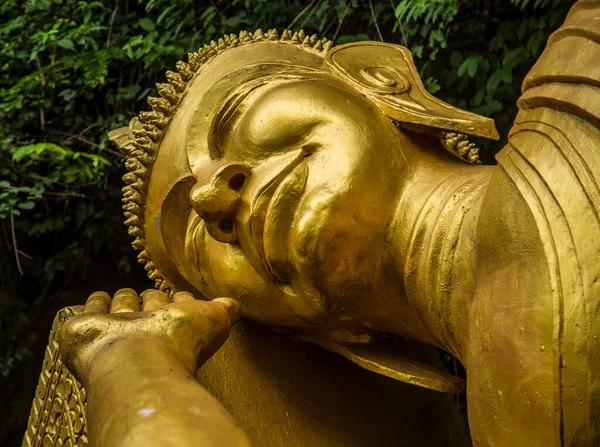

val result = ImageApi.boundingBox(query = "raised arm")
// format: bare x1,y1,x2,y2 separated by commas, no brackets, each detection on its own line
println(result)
59,289,250,447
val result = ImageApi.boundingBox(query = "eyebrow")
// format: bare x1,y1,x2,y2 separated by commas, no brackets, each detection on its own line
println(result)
208,78,274,160
208,70,323,160
209,91,249,160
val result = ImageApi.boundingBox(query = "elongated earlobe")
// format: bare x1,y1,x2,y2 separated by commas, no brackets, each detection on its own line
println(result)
324,41,499,141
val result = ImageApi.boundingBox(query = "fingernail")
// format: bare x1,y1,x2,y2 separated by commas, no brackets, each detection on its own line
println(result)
140,289,157,298
213,297,241,323
115,288,137,296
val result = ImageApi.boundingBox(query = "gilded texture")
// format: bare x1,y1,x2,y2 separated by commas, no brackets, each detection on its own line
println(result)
22,306,87,447
463,3,600,443
438,131,480,164
113,29,333,296
111,28,491,297
27,1,600,445
24,294,468,447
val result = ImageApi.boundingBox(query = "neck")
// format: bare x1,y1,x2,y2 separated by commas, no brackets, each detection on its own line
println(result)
385,134,494,360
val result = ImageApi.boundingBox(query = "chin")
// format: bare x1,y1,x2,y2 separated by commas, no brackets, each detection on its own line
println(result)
293,213,382,302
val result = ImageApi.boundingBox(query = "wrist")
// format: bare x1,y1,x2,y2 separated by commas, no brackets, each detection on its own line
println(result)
86,337,194,386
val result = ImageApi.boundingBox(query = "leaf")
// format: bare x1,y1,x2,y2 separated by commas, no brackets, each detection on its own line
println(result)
500,67,512,83
486,68,512,93
157,4,176,24
12,143,67,162
429,29,444,44
487,71,502,93
472,87,486,107
472,99,503,116
56,38,74,50
513,0,531,9
450,50,462,68
425,77,441,94
139,18,155,32
58,88,76,101
458,56,479,78
336,34,371,45
503,49,523,69
489,34,503,52
226,15,241,27
395,0,410,21
466,60,478,77
412,45,423,58
513,19,524,40
527,31,546,55
17,201,35,210
200,6,217,20
478,58,490,74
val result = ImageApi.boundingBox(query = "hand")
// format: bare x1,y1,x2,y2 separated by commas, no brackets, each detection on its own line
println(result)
58,288,240,384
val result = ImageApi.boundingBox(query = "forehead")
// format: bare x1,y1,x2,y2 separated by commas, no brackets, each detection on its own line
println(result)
186,67,327,172
204,73,348,165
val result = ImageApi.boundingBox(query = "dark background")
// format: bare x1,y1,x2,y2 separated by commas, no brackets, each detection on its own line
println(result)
0,0,575,444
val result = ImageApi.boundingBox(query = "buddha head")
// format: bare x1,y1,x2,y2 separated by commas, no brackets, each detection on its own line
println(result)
113,29,497,334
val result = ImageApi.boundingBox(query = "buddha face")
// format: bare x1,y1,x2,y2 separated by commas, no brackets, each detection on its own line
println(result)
125,40,494,336
184,77,407,329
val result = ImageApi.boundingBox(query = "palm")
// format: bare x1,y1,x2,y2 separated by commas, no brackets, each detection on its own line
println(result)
58,288,239,383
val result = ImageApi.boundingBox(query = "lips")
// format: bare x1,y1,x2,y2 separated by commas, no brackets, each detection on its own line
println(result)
236,150,308,283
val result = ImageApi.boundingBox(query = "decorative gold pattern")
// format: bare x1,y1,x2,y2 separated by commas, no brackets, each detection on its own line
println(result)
439,131,481,164
22,306,87,447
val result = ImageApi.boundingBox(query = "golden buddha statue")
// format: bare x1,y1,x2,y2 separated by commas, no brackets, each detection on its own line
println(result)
23,1,600,445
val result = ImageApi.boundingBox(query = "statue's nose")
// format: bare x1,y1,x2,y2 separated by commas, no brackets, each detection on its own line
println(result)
189,162,251,243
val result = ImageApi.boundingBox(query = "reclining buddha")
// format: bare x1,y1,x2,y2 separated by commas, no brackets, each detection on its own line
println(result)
24,1,600,445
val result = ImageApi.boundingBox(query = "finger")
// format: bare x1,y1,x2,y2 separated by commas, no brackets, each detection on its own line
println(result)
212,297,241,324
83,291,111,314
141,289,170,312
111,288,140,313
195,298,241,366
172,291,195,303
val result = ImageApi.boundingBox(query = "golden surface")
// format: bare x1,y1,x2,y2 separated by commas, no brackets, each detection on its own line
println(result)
26,0,600,445
23,306,87,447
25,304,468,447
198,320,467,446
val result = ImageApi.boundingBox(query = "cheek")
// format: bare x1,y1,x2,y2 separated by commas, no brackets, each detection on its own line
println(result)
289,166,393,307
200,237,303,324
293,192,386,282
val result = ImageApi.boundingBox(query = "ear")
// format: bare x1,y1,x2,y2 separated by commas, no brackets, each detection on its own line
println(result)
324,42,499,140
108,117,144,151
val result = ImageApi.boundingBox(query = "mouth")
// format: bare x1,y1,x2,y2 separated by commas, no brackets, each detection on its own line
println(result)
236,150,308,284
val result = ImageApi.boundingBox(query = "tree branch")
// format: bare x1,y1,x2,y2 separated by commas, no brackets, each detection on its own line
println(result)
300,0,323,29
287,0,317,30
369,0,384,41
34,57,46,131
389,0,408,47
333,2,352,42
106,6,119,48
10,205,23,275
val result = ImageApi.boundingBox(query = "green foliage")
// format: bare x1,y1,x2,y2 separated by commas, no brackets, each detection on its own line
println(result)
0,0,575,375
